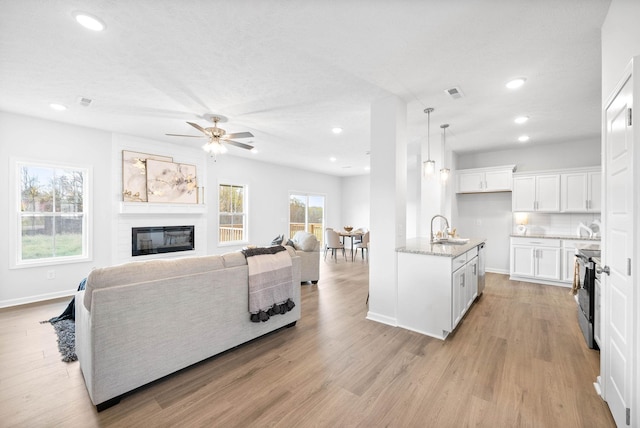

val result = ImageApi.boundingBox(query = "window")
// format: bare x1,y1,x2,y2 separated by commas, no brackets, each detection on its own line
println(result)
15,161,90,266
218,183,247,244
289,193,324,244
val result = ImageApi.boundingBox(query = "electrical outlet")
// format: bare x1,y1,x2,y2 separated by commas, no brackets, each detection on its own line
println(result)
46,270,55,280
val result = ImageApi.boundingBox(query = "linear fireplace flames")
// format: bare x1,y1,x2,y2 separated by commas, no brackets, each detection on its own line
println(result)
132,225,194,256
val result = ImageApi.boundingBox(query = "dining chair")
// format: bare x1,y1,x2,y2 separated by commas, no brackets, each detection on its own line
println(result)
324,229,346,261
353,231,369,261
353,227,368,244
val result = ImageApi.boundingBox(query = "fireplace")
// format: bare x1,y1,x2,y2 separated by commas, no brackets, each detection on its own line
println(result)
132,225,194,256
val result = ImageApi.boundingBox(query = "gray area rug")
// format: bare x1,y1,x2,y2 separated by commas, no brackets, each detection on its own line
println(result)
47,320,77,362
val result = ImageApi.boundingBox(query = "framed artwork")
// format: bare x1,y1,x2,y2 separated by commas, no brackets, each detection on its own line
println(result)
122,150,172,202
146,159,198,204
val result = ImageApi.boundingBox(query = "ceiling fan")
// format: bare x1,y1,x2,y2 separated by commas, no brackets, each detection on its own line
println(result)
166,115,254,157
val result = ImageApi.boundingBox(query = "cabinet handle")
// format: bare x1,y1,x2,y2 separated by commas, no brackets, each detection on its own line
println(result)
461,273,465,286
473,264,477,274
586,200,588,210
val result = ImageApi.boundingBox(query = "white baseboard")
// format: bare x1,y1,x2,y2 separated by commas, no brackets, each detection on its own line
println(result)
486,268,509,275
0,289,76,309
366,311,397,327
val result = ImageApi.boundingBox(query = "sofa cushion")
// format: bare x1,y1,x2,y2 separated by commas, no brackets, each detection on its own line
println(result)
84,255,226,310
293,231,318,252
222,251,247,268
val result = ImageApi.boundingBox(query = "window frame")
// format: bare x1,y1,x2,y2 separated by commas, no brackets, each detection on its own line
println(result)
217,182,248,246
289,192,325,245
11,159,92,268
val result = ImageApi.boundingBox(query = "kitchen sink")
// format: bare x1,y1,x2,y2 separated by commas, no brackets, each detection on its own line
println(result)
432,238,470,245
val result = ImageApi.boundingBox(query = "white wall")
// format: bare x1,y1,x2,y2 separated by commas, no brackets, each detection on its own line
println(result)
0,112,113,306
601,0,640,100
456,137,601,172
341,174,370,233
210,155,342,252
0,112,343,307
454,138,601,273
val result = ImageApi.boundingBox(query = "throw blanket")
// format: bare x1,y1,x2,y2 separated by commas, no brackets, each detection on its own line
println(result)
242,246,295,322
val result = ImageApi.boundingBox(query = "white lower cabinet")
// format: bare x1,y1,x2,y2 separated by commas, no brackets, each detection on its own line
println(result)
510,237,561,283
561,240,583,283
397,245,481,340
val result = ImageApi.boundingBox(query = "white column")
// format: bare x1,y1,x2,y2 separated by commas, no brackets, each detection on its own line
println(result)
367,95,406,326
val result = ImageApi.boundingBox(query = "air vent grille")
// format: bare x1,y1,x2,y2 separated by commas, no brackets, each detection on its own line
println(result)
77,97,93,107
444,87,464,99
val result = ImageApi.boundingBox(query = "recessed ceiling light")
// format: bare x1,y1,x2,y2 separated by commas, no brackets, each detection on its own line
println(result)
73,11,106,31
514,116,529,124
329,157,337,162
506,78,526,89
250,148,258,154
518,135,530,142
332,127,343,134
49,103,67,111
364,166,370,171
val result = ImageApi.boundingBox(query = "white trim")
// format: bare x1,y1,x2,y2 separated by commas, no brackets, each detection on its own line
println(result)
9,158,93,269
0,288,77,309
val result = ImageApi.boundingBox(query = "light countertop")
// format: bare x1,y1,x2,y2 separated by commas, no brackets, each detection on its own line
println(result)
510,233,600,241
397,237,486,258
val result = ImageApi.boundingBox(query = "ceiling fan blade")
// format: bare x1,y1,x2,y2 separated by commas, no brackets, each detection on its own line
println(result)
165,133,205,138
224,131,254,139
225,140,254,150
187,121,210,135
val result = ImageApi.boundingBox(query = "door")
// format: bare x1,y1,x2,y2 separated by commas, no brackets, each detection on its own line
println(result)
452,267,464,328
511,244,534,277
512,176,536,211
534,247,561,280
535,175,560,212
588,170,602,211
561,172,588,212
484,170,512,191
602,65,634,428
289,193,325,244
458,171,483,193
466,256,479,309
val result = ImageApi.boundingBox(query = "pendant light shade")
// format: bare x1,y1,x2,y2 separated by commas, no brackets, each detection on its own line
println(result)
440,124,450,182
422,107,436,178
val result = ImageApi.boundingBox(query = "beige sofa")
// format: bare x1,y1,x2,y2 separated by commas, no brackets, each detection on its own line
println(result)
75,249,301,411
287,231,320,284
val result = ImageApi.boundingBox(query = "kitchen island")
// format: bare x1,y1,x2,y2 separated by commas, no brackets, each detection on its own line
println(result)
396,237,486,340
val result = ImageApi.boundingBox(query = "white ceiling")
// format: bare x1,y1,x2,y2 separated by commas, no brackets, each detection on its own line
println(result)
0,0,611,176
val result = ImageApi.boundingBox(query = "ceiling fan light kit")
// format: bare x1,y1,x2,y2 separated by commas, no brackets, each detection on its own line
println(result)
166,115,254,161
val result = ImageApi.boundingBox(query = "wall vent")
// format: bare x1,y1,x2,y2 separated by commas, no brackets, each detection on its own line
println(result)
77,97,93,107
444,87,464,99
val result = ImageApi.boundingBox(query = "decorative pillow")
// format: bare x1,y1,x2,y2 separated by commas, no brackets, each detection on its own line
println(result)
270,234,284,246
285,239,295,247
296,233,318,252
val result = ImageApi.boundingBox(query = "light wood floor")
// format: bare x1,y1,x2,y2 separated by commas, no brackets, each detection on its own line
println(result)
0,259,616,427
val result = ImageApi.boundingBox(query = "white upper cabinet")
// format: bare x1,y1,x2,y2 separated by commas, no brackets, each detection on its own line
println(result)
560,168,601,212
512,174,560,212
456,165,515,193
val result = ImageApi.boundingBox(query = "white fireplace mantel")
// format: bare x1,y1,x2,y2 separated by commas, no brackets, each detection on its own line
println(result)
119,202,207,215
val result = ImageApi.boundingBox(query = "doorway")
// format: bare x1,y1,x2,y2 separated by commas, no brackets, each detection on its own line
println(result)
289,193,325,244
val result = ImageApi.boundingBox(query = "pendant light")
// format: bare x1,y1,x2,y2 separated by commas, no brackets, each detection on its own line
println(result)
440,124,450,182
422,107,436,177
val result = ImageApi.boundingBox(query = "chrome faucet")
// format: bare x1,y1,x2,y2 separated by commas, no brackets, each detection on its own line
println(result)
430,214,450,242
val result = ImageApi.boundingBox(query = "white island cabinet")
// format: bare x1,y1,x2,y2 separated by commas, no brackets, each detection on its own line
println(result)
397,238,485,340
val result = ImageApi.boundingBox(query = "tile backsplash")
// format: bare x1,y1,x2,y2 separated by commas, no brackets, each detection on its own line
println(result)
513,213,601,237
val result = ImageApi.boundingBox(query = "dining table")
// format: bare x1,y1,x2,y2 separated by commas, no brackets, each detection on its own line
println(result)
338,231,364,261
